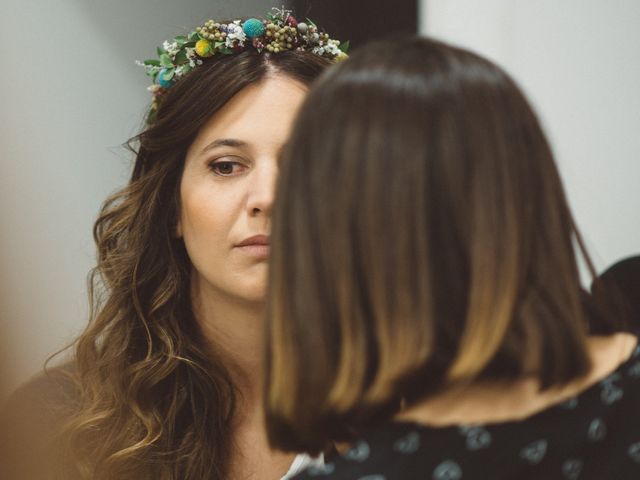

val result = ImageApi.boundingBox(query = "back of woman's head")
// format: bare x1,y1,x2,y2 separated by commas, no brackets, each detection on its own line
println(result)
266,36,596,453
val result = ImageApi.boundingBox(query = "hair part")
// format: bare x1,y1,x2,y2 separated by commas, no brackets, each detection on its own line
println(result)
265,36,602,454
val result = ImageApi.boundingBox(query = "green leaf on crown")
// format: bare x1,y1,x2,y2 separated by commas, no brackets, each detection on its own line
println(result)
157,46,164,57
175,35,188,45
188,31,199,41
159,53,174,68
161,68,175,80
339,41,350,53
174,50,189,64
143,59,161,67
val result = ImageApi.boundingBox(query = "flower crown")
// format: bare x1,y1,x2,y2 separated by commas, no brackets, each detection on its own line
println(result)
137,7,348,122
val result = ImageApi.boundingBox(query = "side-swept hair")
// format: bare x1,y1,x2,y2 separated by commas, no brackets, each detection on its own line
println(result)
265,36,604,454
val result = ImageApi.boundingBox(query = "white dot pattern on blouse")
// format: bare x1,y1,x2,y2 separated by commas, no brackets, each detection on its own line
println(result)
343,441,371,462
459,426,491,451
295,340,640,479
432,460,462,480
393,431,420,454
629,442,640,463
519,439,547,464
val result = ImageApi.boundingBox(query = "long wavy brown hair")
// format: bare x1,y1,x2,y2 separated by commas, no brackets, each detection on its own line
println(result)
56,50,329,480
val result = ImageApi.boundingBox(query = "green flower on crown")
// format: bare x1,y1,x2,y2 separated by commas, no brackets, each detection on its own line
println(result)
137,7,349,122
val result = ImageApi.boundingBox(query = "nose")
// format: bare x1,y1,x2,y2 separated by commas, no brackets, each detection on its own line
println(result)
247,159,278,217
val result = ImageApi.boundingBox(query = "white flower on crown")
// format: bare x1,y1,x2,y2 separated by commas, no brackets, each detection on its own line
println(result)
271,6,292,21
162,40,180,57
312,41,341,58
138,61,161,76
325,40,343,56
225,22,246,48
185,47,197,67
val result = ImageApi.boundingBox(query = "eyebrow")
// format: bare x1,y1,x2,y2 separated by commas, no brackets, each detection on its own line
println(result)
200,138,249,155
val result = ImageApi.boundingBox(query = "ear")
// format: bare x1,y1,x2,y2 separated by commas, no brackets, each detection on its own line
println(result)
174,193,183,238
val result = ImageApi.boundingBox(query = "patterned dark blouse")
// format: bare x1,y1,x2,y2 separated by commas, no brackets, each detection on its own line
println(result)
294,343,640,480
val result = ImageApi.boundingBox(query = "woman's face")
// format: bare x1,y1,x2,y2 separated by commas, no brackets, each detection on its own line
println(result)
178,74,307,305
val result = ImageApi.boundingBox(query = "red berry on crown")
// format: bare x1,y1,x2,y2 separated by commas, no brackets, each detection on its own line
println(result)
285,15,298,28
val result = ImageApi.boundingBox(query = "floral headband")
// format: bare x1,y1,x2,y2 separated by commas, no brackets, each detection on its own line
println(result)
137,7,348,122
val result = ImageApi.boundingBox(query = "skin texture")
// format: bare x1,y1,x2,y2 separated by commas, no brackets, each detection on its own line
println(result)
177,74,308,479
178,74,307,307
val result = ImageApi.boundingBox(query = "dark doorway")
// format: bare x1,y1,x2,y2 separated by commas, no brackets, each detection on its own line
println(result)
291,0,418,50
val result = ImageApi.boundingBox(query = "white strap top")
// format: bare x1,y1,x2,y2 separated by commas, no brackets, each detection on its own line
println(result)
281,453,324,479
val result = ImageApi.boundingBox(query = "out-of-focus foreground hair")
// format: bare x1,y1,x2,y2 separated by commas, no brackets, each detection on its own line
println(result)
265,36,612,454
56,49,329,480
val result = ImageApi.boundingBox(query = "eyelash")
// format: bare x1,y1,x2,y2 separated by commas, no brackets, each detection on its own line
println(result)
208,159,247,177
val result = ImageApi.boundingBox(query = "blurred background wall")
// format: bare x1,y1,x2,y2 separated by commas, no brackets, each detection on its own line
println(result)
421,0,640,276
1,0,639,401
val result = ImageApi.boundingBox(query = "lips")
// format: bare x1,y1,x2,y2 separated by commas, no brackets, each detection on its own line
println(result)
236,235,270,247
235,235,270,259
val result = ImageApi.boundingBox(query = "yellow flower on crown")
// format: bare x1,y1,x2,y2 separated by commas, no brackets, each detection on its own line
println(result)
195,39,214,58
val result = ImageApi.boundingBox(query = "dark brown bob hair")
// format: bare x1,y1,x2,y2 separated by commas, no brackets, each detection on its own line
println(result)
265,36,604,454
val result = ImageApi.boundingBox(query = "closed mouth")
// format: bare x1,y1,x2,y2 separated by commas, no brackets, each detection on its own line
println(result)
236,234,270,247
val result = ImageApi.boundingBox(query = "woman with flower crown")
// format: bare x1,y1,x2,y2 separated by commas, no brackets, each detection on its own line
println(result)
0,8,346,480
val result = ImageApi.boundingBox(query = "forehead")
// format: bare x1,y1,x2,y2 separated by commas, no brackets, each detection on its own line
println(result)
188,75,308,156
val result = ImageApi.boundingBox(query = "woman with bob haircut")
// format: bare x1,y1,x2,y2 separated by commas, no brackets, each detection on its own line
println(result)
265,36,640,479
0,9,345,480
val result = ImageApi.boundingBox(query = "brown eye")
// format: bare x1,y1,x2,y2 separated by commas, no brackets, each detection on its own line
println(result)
209,160,246,176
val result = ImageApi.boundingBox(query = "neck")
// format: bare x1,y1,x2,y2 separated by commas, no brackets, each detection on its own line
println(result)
396,332,638,427
190,277,297,479
191,276,265,417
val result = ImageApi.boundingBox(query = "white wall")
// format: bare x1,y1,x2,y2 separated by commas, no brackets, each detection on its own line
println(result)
420,0,640,275
0,0,287,401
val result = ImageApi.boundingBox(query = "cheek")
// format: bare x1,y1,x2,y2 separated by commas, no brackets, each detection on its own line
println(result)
179,196,228,277
180,192,227,243
178,169,247,250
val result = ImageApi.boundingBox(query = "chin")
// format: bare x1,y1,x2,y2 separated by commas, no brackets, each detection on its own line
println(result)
241,285,268,304
229,275,267,304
